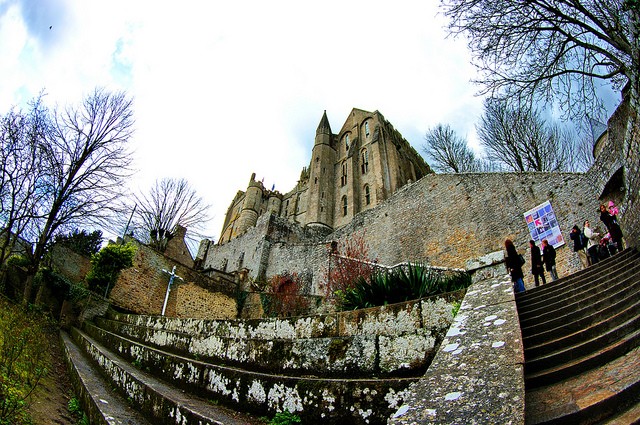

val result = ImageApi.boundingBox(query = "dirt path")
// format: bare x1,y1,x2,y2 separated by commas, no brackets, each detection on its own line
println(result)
27,332,76,425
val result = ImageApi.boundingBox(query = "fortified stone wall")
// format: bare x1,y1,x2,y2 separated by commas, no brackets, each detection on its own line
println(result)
330,172,597,269
623,114,640,248
50,245,92,284
202,171,599,295
198,213,329,285
110,240,237,319
287,172,597,293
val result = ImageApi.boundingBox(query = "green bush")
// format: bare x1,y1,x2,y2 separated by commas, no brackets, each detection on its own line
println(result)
54,229,103,256
269,411,302,425
68,396,89,425
339,263,471,311
85,243,136,297
5,254,30,268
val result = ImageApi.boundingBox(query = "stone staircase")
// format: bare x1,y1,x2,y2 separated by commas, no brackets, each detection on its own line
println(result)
62,293,461,424
516,248,640,424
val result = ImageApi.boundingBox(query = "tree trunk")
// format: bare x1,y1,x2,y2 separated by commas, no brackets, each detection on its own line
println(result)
22,273,34,306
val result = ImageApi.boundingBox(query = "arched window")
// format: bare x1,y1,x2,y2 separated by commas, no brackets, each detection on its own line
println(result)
361,148,369,174
341,161,347,186
364,121,370,137
345,134,350,151
342,196,348,216
364,185,371,205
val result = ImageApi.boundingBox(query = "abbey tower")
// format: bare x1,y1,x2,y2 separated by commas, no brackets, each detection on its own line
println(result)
218,108,432,244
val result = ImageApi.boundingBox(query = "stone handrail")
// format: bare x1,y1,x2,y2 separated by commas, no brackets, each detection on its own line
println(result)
388,274,525,424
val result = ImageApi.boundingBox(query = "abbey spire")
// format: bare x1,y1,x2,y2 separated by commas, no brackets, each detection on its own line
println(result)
315,110,332,141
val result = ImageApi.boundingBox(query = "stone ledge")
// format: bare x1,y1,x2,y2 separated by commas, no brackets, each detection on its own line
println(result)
388,276,525,424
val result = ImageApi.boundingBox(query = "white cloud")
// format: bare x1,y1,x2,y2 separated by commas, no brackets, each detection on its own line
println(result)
0,0,484,241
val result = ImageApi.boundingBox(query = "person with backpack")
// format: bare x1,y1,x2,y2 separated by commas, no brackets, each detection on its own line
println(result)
542,239,559,281
505,239,526,293
569,225,588,268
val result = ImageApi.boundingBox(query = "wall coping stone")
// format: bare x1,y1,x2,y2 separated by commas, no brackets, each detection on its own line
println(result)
388,275,525,424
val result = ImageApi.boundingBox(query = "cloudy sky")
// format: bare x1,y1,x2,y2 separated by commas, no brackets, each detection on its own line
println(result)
0,0,486,242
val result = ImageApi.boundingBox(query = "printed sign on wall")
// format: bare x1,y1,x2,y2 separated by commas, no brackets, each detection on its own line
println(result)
524,200,565,248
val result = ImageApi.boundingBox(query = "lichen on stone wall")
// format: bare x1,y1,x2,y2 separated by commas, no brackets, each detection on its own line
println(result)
421,298,455,330
378,333,437,373
384,387,412,410
267,383,304,413
206,369,233,396
248,380,267,404
191,334,225,359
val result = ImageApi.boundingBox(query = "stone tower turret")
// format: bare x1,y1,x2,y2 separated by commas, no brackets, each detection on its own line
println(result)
266,191,282,216
235,173,263,235
305,111,336,230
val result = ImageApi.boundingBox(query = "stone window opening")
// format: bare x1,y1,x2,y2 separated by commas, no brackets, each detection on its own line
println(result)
365,121,370,137
361,149,369,174
364,185,371,205
345,134,350,151
341,162,348,186
342,196,348,216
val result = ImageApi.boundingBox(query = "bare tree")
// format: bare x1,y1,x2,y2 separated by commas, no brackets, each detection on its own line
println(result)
477,98,578,172
19,88,135,304
0,95,49,265
132,178,212,252
440,0,638,124
422,124,484,173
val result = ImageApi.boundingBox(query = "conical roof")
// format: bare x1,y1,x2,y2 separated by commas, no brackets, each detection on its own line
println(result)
316,110,332,136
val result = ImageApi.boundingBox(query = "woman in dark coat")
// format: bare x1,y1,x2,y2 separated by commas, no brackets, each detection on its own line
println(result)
600,204,624,253
529,240,546,287
505,239,525,293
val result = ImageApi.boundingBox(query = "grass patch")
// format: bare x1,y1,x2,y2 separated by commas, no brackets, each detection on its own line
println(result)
0,298,52,425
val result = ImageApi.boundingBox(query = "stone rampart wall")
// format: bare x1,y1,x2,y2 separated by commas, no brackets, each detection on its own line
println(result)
110,241,237,319
202,172,600,296
50,245,92,284
243,172,598,294
621,106,639,248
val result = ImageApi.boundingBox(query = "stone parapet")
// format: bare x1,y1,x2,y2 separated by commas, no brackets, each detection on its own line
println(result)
96,292,459,377
389,275,524,424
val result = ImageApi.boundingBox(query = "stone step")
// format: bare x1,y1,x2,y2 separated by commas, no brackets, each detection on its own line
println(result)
518,262,640,324
521,272,640,347
519,268,640,338
68,327,264,425
524,295,640,360
600,400,640,425
78,320,419,424
525,345,640,424
525,326,640,389
93,316,431,378
517,249,638,309
61,331,152,425
525,311,640,376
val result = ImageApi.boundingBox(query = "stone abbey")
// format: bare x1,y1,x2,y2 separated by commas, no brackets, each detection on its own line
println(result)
218,108,432,243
